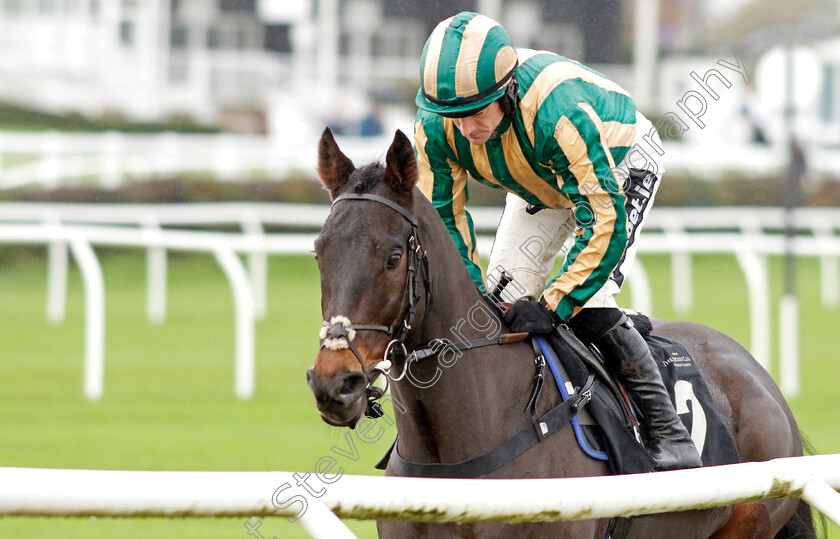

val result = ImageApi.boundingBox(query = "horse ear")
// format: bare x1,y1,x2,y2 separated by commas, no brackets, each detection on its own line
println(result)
317,127,355,199
384,130,418,198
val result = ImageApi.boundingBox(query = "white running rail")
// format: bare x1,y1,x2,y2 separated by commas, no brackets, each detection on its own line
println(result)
0,131,396,189
0,455,838,538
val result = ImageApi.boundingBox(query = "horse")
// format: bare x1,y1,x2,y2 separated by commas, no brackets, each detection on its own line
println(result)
306,128,814,538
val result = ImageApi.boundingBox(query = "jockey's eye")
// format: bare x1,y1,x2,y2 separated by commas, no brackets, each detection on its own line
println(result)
385,251,403,270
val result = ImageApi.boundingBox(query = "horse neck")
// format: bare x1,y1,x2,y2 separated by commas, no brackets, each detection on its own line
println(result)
389,193,537,464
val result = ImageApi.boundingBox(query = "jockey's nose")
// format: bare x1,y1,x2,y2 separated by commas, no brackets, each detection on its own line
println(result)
455,117,478,138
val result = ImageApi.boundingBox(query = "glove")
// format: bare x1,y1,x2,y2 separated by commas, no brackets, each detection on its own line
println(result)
503,300,559,334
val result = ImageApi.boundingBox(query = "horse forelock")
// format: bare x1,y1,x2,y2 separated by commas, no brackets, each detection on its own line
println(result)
338,161,413,208
350,163,383,195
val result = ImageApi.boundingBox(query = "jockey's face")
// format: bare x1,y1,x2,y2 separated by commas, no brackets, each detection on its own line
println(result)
451,101,504,145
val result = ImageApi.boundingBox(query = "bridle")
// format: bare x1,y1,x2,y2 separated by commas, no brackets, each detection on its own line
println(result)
318,192,430,417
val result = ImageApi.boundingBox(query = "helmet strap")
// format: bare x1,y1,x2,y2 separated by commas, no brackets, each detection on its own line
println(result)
499,74,519,119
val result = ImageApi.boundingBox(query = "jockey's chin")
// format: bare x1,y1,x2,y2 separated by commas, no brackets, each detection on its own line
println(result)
464,132,493,145
451,100,504,146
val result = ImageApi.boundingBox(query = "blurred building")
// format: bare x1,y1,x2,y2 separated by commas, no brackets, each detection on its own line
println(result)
0,0,838,156
0,0,627,135
0,0,279,130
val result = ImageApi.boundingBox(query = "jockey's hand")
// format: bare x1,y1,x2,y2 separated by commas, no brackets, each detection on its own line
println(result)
503,300,559,334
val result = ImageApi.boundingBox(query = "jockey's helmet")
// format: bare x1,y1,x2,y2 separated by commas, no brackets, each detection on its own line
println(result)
416,12,518,118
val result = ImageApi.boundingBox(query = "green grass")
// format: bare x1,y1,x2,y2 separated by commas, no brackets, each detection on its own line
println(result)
0,251,837,538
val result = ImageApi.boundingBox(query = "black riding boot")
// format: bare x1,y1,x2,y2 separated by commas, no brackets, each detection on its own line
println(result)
594,314,703,471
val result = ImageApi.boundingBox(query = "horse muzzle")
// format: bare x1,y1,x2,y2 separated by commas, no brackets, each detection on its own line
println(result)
306,366,368,428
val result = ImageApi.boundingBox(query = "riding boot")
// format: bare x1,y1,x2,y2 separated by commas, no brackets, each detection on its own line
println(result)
594,314,703,471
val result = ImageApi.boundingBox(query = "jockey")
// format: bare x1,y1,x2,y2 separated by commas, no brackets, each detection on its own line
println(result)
414,11,701,471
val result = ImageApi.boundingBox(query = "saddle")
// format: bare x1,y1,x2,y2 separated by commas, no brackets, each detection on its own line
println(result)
543,314,740,475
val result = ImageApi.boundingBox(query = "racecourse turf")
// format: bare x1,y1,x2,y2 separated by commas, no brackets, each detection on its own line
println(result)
0,250,837,538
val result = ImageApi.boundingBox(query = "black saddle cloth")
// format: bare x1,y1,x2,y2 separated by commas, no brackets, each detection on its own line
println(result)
542,318,740,475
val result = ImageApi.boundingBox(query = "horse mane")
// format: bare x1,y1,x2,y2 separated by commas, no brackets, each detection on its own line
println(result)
628,312,653,337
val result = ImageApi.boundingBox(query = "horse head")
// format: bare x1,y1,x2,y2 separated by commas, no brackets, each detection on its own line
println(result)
307,128,425,428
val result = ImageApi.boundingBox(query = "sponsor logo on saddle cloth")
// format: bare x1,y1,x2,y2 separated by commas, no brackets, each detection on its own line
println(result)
662,351,692,368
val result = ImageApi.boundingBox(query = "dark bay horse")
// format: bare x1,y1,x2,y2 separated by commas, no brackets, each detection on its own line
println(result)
306,128,812,538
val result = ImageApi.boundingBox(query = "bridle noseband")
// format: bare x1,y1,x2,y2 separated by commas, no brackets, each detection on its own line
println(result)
318,193,430,417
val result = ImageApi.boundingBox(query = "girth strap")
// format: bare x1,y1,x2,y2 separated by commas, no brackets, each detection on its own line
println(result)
379,373,597,478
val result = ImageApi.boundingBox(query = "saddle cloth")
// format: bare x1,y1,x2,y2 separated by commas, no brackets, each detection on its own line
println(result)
540,320,740,475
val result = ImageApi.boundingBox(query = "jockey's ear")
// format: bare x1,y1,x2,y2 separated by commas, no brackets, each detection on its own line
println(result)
384,129,417,201
317,127,355,199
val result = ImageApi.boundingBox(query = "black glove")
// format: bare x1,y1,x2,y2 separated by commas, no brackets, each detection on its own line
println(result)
503,300,559,334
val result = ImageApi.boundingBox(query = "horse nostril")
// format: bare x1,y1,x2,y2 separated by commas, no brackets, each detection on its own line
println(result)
334,372,367,403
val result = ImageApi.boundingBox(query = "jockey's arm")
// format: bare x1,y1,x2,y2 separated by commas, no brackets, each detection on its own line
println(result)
414,116,487,292
541,105,628,321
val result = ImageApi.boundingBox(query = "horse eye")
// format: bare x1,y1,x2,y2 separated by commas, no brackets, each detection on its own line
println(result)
385,252,403,270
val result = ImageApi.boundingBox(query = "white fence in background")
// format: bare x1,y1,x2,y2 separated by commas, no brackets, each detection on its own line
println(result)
1,203,839,400
0,454,839,538
0,224,314,400
3,130,840,190
0,131,397,189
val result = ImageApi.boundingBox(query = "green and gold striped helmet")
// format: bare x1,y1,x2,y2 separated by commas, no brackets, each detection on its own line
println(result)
416,12,518,116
